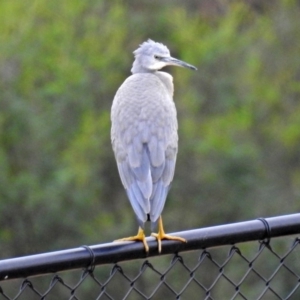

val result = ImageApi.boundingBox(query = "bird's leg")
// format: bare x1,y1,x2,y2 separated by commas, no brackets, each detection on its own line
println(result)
151,216,186,253
115,227,149,252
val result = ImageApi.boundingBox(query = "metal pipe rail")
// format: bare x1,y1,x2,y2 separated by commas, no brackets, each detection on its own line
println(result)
0,213,299,281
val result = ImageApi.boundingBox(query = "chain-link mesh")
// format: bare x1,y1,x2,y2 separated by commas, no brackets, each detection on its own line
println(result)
0,235,299,299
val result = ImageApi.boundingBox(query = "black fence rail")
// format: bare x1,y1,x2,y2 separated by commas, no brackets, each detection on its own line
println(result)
0,213,300,299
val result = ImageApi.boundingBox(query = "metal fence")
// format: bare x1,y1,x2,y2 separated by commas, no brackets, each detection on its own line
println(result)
0,213,300,299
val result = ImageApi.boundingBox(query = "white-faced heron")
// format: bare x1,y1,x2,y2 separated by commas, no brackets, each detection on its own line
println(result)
111,39,197,253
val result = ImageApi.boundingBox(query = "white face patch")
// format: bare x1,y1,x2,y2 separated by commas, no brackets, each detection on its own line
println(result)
149,61,167,70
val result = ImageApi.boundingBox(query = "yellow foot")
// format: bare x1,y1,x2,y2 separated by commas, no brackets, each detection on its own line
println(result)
151,216,186,253
115,227,149,252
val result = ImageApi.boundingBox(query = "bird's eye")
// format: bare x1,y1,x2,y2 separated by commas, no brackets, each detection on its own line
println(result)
154,55,161,60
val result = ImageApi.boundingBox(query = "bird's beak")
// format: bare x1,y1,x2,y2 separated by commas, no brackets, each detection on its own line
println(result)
162,57,197,71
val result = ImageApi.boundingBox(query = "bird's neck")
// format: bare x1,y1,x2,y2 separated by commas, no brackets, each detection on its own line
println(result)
131,62,174,96
155,71,174,97
131,60,152,74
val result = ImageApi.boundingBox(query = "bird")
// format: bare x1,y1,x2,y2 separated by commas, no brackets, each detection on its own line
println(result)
111,39,197,253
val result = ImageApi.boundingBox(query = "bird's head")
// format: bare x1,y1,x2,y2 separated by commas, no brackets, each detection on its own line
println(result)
131,39,197,74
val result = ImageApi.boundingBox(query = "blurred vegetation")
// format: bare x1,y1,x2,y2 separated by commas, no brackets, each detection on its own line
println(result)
0,0,300,297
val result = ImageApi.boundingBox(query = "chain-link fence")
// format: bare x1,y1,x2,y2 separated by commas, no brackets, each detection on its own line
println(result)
0,214,300,299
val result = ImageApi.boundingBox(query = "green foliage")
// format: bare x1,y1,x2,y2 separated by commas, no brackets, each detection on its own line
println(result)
0,0,300,296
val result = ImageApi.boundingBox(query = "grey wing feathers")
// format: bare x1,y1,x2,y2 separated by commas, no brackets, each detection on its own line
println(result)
111,73,177,226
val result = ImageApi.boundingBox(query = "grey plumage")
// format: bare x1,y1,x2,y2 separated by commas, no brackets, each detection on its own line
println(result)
111,39,196,232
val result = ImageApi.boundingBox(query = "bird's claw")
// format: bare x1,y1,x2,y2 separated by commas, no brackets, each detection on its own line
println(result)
114,227,149,252
151,216,186,253
151,232,186,253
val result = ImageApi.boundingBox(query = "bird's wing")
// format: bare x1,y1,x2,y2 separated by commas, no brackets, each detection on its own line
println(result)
111,74,178,226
